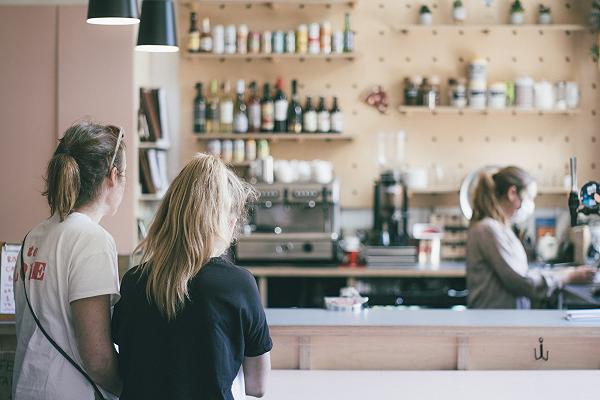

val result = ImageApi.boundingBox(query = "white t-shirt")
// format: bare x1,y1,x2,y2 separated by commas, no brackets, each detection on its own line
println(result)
12,212,120,400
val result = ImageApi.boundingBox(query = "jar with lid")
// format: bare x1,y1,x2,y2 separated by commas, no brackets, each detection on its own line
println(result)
272,30,285,54
448,78,467,108
212,25,225,54
308,23,320,54
404,77,418,106
248,32,260,54
515,77,534,109
488,82,507,109
296,24,308,54
320,21,332,54
224,25,236,54
555,81,567,110
285,30,296,53
261,31,272,54
468,80,487,110
237,24,248,54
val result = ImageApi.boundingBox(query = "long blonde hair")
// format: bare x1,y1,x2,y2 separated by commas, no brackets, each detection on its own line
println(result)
471,166,533,225
136,153,256,320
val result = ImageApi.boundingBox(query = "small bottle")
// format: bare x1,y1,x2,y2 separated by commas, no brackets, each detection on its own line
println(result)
317,97,331,133
262,31,272,54
343,13,354,53
221,140,233,163
220,80,234,133
248,32,261,54
199,18,213,53
193,82,206,134
285,30,296,53
308,23,320,55
247,81,261,133
225,25,236,54
188,12,200,53
233,80,248,133
330,96,344,133
287,79,303,133
237,24,248,54
261,83,274,132
273,78,288,133
303,96,317,133
272,31,285,54
233,139,245,163
245,139,257,161
296,24,308,54
207,140,221,157
320,21,332,54
257,139,270,159
206,79,220,133
212,25,225,54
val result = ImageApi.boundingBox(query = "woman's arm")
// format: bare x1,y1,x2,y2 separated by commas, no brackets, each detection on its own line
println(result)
71,295,122,396
243,352,271,398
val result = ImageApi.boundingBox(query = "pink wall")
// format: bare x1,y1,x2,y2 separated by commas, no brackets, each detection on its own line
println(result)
0,5,137,253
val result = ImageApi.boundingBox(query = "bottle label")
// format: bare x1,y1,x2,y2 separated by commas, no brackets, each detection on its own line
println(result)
220,102,233,124
330,112,344,133
194,103,206,132
318,111,331,132
188,33,200,52
234,113,248,133
261,103,274,130
200,37,213,52
249,104,261,130
303,112,317,132
274,100,288,122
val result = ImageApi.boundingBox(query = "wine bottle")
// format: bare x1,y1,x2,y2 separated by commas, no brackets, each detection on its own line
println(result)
199,17,213,53
233,80,248,133
188,12,200,53
247,81,261,133
317,96,330,133
220,81,234,133
206,79,220,133
261,83,274,132
193,82,206,134
273,78,288,133
330,96,344,133
303,96,317,133
287,79,303,133
343,13,354,53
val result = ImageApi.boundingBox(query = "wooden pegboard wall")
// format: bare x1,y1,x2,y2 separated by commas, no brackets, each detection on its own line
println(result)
178,0,599,208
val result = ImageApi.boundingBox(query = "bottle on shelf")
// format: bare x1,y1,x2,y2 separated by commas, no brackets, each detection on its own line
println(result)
193,82,206,134
317,96,331,133
247,81,261,133
273,78,288,133
303,96,317,133
206,79,220,134
343,13,354,53
220,80,234,133
188,12,200,53
287,79,303,133
330,96,344,133
234,79,248,134
261,83,274,132
199,17,213,53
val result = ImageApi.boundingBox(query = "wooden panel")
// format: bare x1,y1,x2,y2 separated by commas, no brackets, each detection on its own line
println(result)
271,335,301,369
307,335,457,370
467,336,600,370
178,0,599,208
0,6,57,243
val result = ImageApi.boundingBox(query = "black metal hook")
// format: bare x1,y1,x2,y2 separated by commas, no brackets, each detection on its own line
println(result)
534,337,549,361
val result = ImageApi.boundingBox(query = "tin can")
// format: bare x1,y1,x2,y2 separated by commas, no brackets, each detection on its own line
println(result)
320,21,332,54
296,24,308,54
248,31,261,54
225,25,236,54
237,24,248,54
285,30,296,53
212,25,225,54
261,31,272,54
332,31,344,54
221,140,233,163
233,139,245,163
308,23,320,54
272,30,284,54
245,139,257,161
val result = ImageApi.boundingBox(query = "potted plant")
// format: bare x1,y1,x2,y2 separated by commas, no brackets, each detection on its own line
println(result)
510,0,525,25
538,4,552,25
419,5,433,25
453,0,467,23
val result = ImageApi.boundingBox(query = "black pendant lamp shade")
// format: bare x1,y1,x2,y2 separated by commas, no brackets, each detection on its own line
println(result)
87,0,140,25
136,0,179,52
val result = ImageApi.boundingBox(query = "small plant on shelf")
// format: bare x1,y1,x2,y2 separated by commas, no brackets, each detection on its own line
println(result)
592,0,600,64
538,4,552,25
510,0,525,25
419,5,433,25
452,0,467,23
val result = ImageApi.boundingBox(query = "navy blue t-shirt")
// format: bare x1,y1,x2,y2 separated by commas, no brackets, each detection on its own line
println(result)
111,256,272,400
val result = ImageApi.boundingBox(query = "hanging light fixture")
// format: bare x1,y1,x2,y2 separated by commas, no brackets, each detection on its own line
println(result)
136,0,179,53
87,0,139,25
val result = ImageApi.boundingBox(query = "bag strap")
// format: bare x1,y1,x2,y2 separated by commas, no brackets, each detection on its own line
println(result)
19,234,107,400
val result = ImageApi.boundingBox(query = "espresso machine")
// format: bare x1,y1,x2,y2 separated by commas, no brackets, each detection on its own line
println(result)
372,171,409,246
235,181,340,263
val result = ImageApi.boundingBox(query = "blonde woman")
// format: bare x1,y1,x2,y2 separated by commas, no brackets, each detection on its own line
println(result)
467,166,595,309
112,154,271,400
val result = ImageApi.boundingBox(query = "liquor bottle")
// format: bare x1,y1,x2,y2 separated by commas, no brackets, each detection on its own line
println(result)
199,18,213,53
247,81,261,133
343,13,354,53
206,79,220,133
233,80,248,133
287,79,303,133
273,78,288,133
329,96,344,133
220,80,234,133
261,83,274,132
193,82,206,134
303,96,317,133
188,12,200,53
317,97,330,133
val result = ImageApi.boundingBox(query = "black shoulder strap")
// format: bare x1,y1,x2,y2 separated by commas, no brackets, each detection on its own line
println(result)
19,234,107,400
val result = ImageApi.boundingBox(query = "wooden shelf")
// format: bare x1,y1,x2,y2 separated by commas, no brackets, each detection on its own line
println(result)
185,52,356,62
398,106,581,116
409,187,568,196
183,0,356,8
138,141,171,150
394,24,588,34
246,265,466,278
195,133,354,142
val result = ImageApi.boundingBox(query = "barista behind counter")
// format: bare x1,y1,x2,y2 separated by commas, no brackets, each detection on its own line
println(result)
466,166,595,309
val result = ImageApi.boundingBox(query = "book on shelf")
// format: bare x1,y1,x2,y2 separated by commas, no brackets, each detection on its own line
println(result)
139,148,169,195
139,87,170,145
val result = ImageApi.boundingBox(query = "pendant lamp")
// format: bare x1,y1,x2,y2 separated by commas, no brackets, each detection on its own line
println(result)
87,0,140,25
136,0,179,53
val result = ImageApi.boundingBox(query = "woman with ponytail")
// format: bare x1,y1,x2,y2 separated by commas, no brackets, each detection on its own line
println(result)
467,166,595,309
13,121,126,399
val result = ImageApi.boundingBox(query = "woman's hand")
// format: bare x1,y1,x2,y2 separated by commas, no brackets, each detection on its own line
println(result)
562,266,597,285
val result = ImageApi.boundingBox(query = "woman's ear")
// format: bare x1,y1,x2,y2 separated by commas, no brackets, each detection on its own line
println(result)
108,167,119,188
506,185,519,202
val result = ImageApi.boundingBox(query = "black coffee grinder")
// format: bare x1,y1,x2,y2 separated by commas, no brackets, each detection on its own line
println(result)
372,170,409,246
